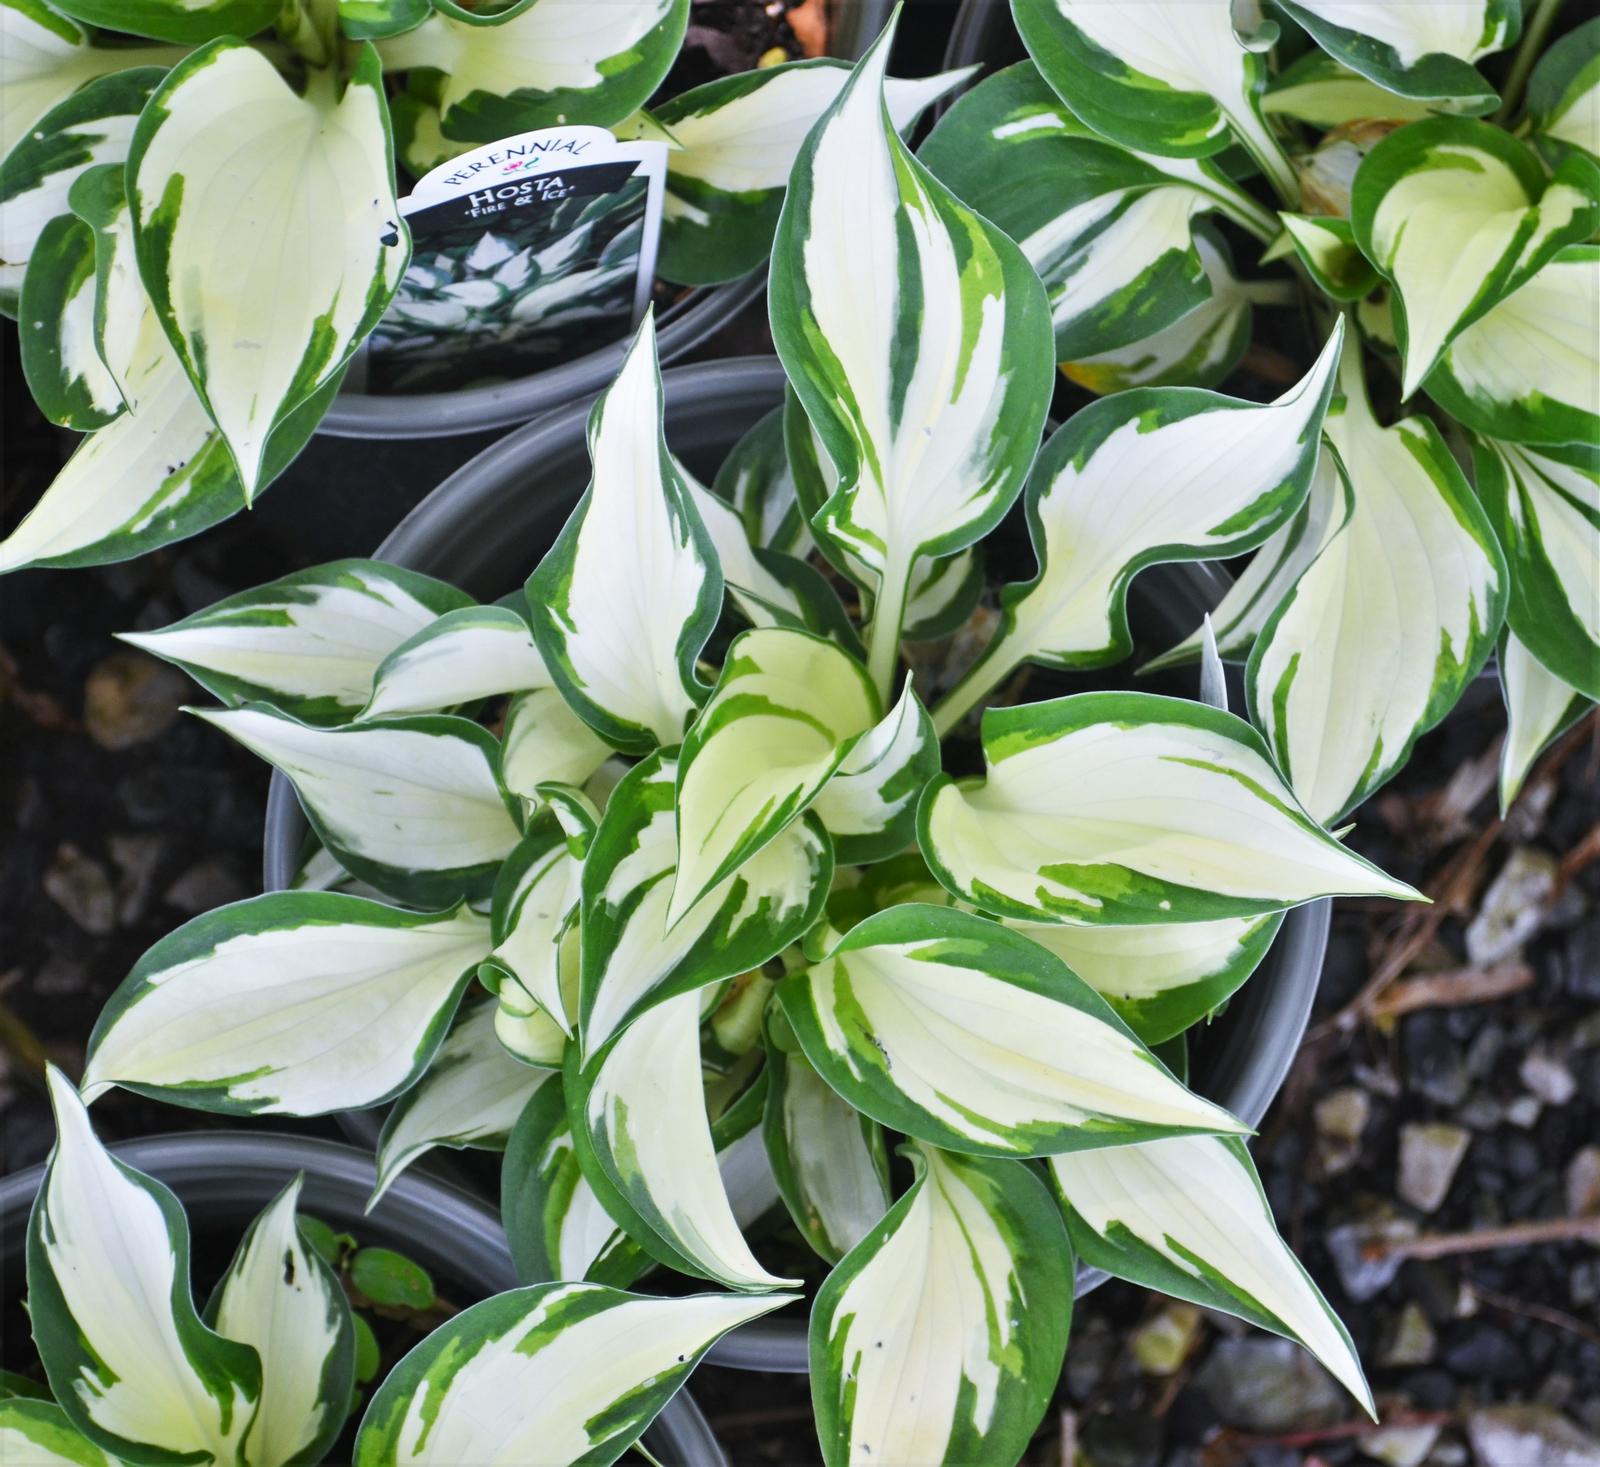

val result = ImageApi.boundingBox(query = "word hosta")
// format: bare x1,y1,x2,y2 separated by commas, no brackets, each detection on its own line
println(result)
72,23,1444,1463
0,0,969,573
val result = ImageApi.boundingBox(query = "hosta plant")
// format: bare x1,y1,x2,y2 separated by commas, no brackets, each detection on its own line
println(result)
3,1064,782,1466
0,0,968,572
922,0,1598,820
77,25,1439,1462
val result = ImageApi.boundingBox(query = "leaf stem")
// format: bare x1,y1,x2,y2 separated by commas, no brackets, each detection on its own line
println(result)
865,558,911,708
930,638,1023,739
1494,0,1566,124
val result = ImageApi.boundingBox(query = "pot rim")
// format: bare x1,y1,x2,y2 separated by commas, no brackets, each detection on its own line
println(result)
0,1129,727,1466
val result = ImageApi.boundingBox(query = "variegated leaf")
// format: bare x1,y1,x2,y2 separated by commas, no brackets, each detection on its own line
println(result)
762,1024,889,1262
120,561,472,722
1471,438,1599,699
128,40,407,499
84,893,488,1115
361,605,548,720
779,904,1248,1157
1349,116,1600,398
49,0,276,42
713,404,808,555
499,687,614,804
1062,227,1279,393
1262,50,1435,128
933,323,1343,734
0,1401,117,1467
208,1178,354,1467
63,162,148,411
495,992,569,1068
353,1283,790,1466
1012,0,1298,199
921,692,1421,924
340,0,430,40
195,705,522,905
809,677,937,864
810,1142,1071,1467
28,1066,262,1464
1275,214,1381,303
373,0,687,142
669,627,876,925
656,58,972,286
374,999,553,1202
1248,354,1509,823
502,1076,648,1288
525,313,719,753
1145,447,1351,671
1498,632,1592,813
1527,16,1599,162
0,65,164,320
1052,1133,1373,1415
920,61,1280,363
1278,1,1517,114
579,751,829,1060
1426,245,1599,446
567,990,797,1290
18,213,123,429
769,21,1053,696
1012,913,1283,1046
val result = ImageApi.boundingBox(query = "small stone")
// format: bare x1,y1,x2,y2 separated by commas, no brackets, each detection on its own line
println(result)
1398,1123,1471,1212
1402,1013,1469,1106
1082,1412,1162,1467
1131,1302,1202,1375
1195,1337,1345,1433
1521,1051,1577,1106
1358,1425,1440,1467
1467,1407,1600,1467
1442,1322,1529,1383
1427,1444,1468,1467
1567,1147,1600,1217
1326,1210,1417,1302
1379,1302,1436,1367
42,844,116,935
1457,1095,1504,1130
1316,1087,1372,1175
1505,1095,1543,1129
1466,847,1560,964
109,833,164,925
83,651,187,750
163,860,248,915
1558,920,1600,1003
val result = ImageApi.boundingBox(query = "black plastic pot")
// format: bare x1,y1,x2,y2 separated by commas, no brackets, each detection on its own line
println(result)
319,0,893,443
261,355,1328,1371
0,1130,726,1464
943,0,1026,76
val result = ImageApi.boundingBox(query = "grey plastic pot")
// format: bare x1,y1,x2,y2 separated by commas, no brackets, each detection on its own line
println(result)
319,0,893,441
0,1130,726,1463
261,355,1328,1373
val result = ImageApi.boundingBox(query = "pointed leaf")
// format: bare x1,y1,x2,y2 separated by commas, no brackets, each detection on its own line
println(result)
1349,117,1600,398
487,806,587,1034
500,686,615,800
195,705,522,906
208,1178,355,1467
525,314,720,753
18,213,124,428
352,1283,789,1467
119,561,473,722
810,1142,1071,1467
580,751,830,1059
0,1401,116,1467
769,21,1053,651
1051,1132,1373,1415
1526,16,1600,162
920,691,1421,923
1261,50,1435,128
374,1000,553,1202
669,627,877,924
128,40,407,497
84,893,489,1114
49,0,276,43
1248,362,1509,823
28,1067,262,1464
362,605,548,720
713,404,808,554
778,904,1248,1158
1277,214,1381,302
1497,632,1591,812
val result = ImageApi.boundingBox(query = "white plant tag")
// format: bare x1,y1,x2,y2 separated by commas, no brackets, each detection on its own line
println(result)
361,126,667,393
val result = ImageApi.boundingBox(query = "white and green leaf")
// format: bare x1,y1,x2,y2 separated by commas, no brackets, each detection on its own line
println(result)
208,1178,354,1467
48,0,276,43
525,312,720,753
1051,1132,1374,1416
1526,16,1599,162
119,561,472,722
810,1142,1072,1467
713,404,808,555
1275,213,1381,302
195,705,523,906
129,39,407,499
1262,50,1435,128
499,686,615,807
1497,631,1592,813
28,1066,261,1465
1278,0,1517,114
374,999,554,1202
0,1401,117,1467
1248,355,1509,823
1349,116,1600,398
18,212,124,429
779,905,1249,1158
769,21,1053,694
361,605,548,720
921,691,1421,923
84,893,489,1115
